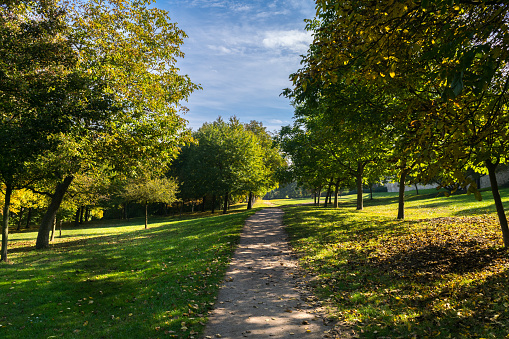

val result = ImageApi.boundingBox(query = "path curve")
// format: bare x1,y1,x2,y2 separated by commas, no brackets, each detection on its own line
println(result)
202,208,333,339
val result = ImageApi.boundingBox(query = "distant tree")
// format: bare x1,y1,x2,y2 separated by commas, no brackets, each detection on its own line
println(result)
122,177,178,229
174,117,282,214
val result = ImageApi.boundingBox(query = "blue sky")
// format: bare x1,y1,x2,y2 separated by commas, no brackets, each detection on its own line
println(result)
159,0,316,133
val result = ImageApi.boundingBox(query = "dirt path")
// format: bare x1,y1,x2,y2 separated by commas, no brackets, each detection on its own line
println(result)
202,208,334,339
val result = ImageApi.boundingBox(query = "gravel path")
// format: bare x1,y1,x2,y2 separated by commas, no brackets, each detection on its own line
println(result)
202,208,334,339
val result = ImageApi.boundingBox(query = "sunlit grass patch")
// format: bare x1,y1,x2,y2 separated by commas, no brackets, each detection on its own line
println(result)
1,209,257,338
283,188,509,338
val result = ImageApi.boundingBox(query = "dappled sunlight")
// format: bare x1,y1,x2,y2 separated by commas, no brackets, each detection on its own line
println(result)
282,191,509,338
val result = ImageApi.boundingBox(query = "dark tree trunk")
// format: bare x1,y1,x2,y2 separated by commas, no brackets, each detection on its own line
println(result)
17,207,24,231
202,196,206,212
397,169,409,220
486,160,509,248
1,183,13,262
85,206,90,222
144,202,148,229
325,179,332,207
247,192,253,210
223,193,229,214
369,184,373,200
414,183,419,195
212,195,216,214
50,216,56,242
356,162,365,210
26,207,32,229
317,186,321,205
36,176,74,249
79,205,84,224
333,179,340,208
74,207,80,227
59,220,62,238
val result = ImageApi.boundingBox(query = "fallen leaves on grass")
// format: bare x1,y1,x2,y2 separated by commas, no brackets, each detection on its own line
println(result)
371,216,508,280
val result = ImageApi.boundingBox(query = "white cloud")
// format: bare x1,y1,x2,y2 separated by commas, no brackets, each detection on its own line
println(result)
207,45,234,54
262,30,312,53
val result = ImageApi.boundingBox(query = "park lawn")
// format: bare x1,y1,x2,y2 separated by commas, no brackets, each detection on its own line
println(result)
283,188,509,338
0,206,260,339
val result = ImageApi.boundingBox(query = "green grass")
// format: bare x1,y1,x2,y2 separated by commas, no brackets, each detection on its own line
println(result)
1,206,260,339
282,188,509,338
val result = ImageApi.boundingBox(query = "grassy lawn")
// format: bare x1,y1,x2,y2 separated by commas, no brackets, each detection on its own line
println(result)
282,188,509,338
0,205,261,339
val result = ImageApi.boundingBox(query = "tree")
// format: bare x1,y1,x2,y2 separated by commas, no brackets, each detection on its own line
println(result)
244,121,285,209
292,1,509,240
34,0,199,249
122,177,178,229
174,117,281,214
0,0,111,261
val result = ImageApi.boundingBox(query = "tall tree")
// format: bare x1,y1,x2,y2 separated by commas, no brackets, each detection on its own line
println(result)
0,0,111,261
34,0,199,249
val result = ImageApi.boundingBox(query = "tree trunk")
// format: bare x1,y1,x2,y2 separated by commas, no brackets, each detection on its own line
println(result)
74,207,80,227
223,193,229,214
325,179,332,207
85,206,90,222
36,176,74,249
1,183,13,262
212,195,216,214
333,179,340,208
50,216,56,242
356,162,365,210
247,192,253,210
317,187,321,206
79,205,84,224
397,169,409,220
144,202,148,229
26,207,32,229
369,184,373,200
202,196,206,212
16,207,24,231
59,220,62,238
486,160,509,248
414,183,419,195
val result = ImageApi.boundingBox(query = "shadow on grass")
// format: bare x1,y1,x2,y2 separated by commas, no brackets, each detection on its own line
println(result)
1,209,259,338
282,203,509,338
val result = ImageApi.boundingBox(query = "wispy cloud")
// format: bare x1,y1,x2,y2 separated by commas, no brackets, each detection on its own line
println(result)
262,30,312,53
161,0,315,131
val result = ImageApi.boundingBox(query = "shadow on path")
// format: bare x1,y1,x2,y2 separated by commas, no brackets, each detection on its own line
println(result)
202,208,335,339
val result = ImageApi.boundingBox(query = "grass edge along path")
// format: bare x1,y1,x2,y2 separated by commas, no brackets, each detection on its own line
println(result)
282,190,509,339
0,207,260,339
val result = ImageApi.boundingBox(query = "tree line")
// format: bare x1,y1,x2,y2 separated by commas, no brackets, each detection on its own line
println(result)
279,0,509,247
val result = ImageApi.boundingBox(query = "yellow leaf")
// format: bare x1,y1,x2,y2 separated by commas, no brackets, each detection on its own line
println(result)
389,71,395,78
